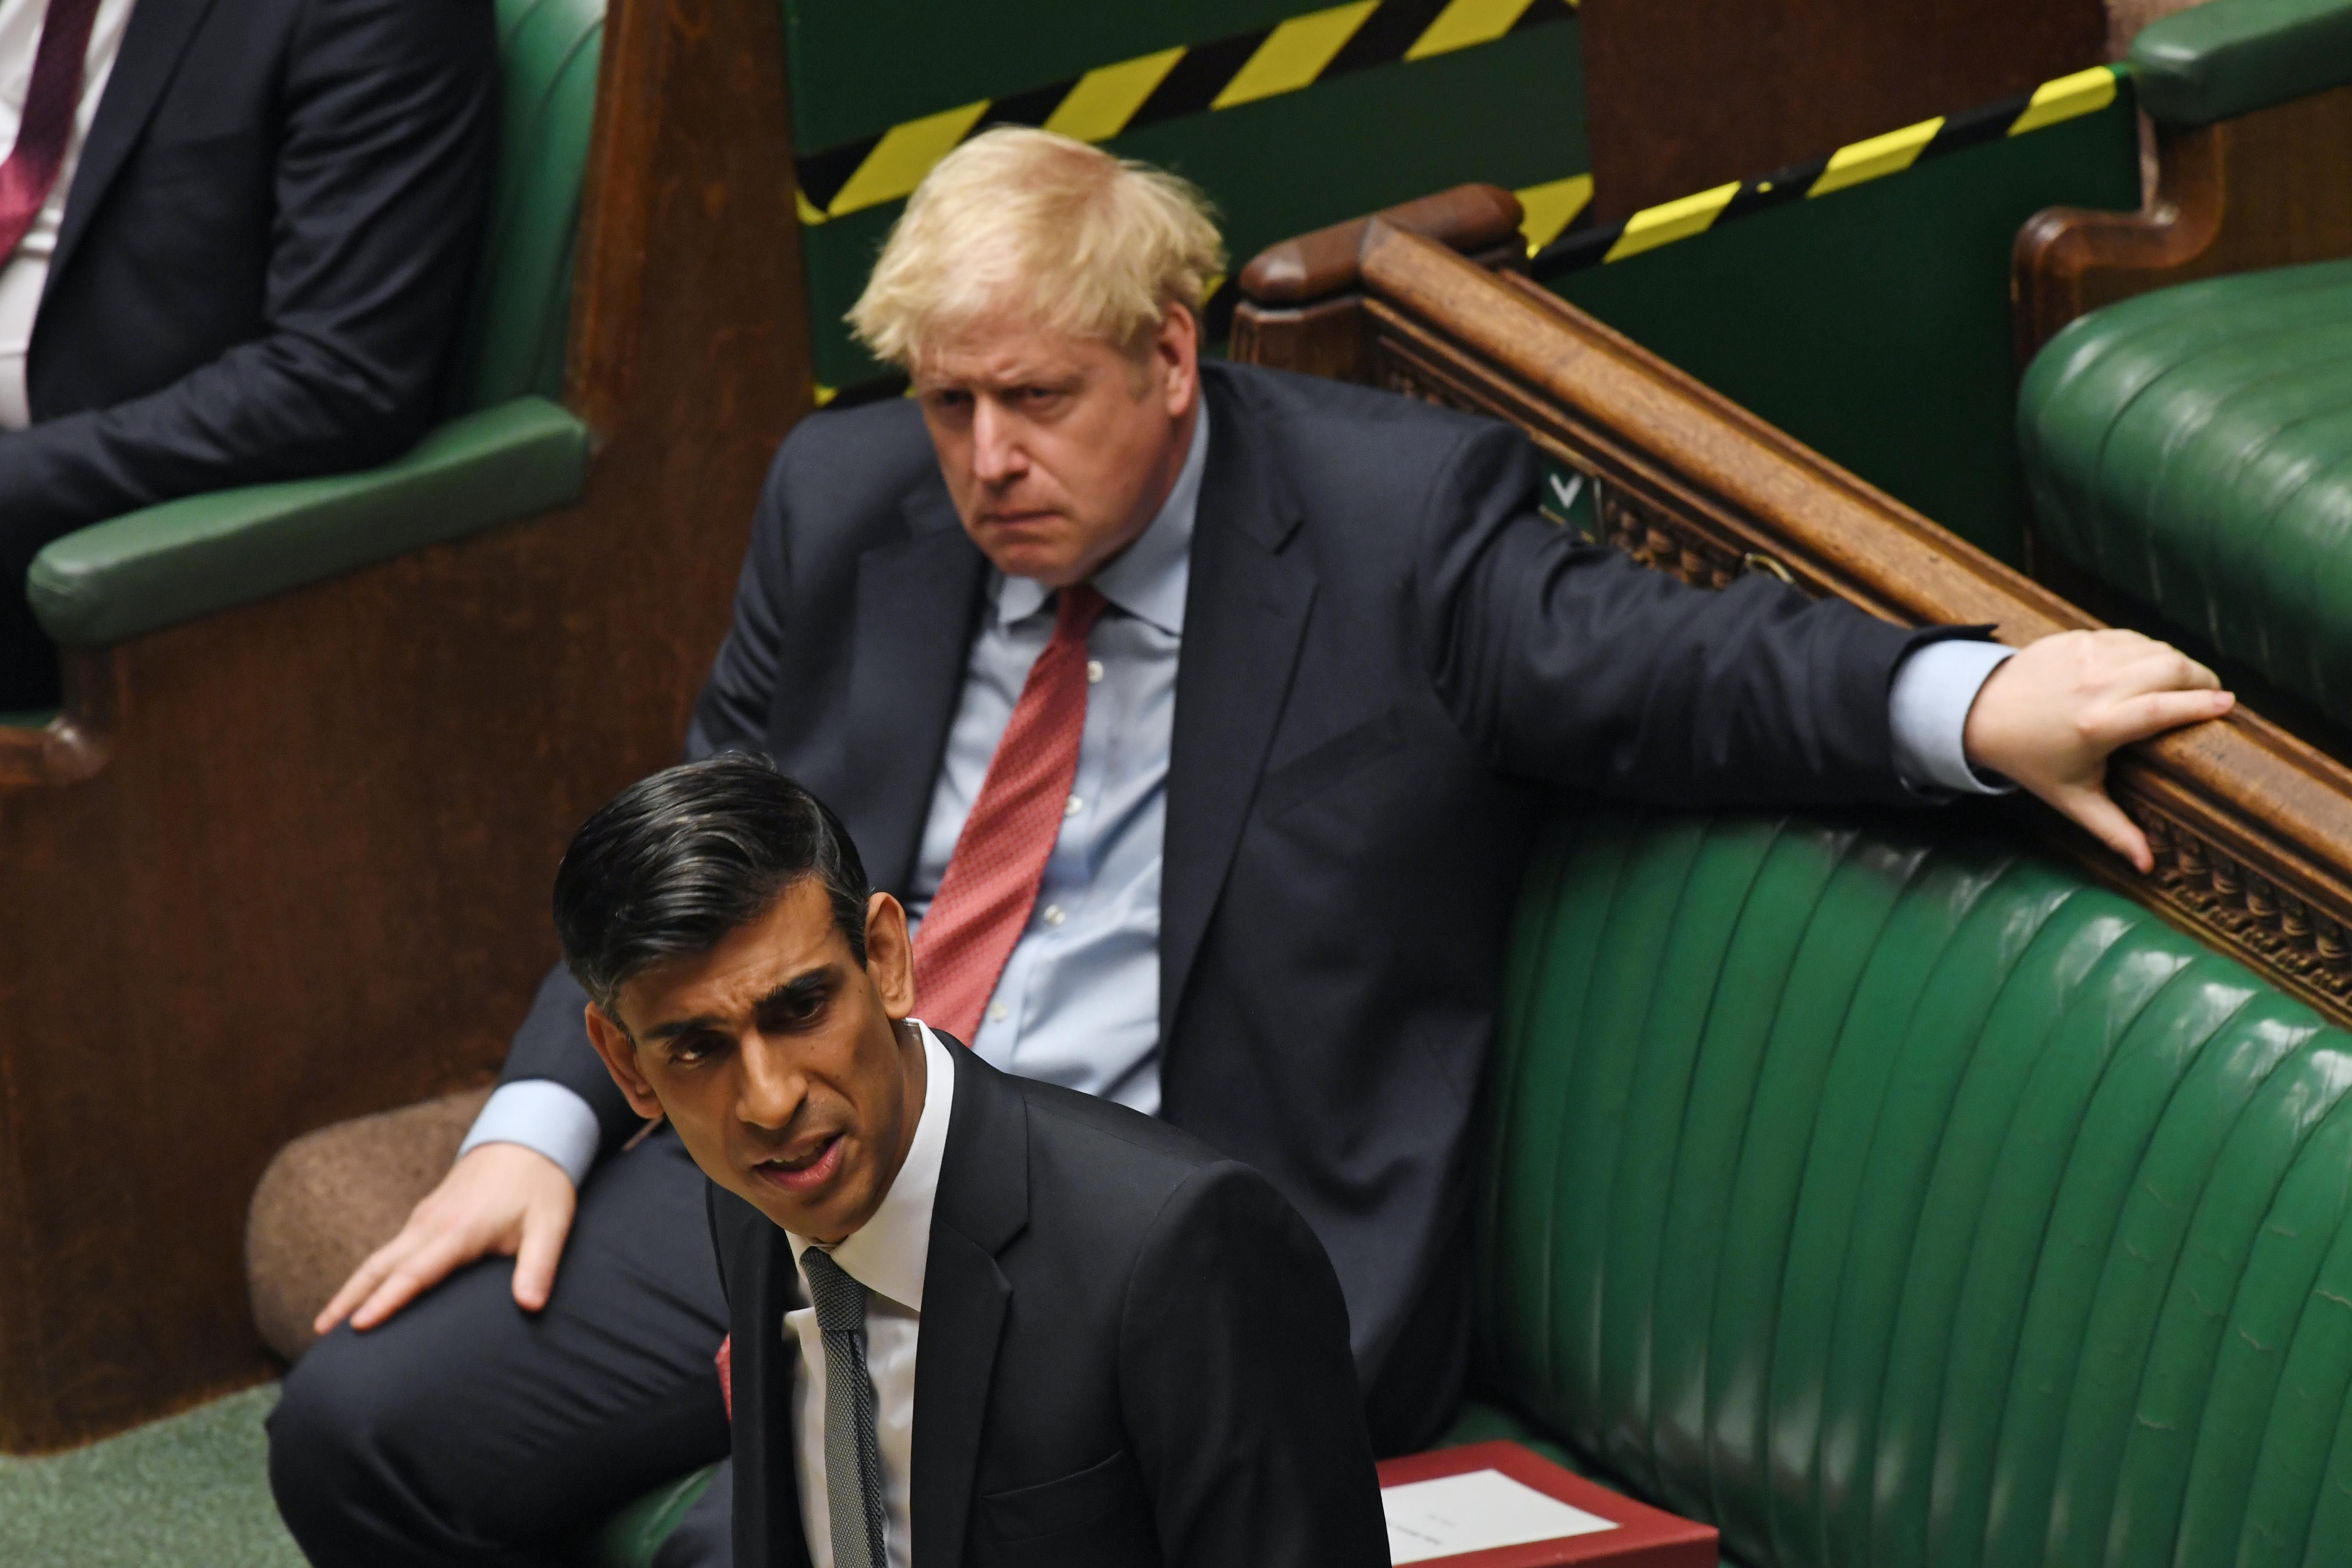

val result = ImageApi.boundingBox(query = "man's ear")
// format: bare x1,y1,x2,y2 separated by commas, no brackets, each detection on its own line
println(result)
1154,301,1199,417
863,891,916,1021
583,1002,664,1120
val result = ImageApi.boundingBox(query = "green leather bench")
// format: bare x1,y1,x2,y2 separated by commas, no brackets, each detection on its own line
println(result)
601,803,2352,1567
2018,0,2352,727
19,0,599,655
1467,807,2352,1567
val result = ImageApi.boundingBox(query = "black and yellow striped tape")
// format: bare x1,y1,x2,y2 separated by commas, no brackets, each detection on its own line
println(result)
1527,64,2122,278
795,0,1576,224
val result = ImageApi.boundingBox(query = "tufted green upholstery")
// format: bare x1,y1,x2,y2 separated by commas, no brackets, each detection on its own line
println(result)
2018,259,2352,725
1476,808,2352,1568
22,0,602,648
455,0,605,411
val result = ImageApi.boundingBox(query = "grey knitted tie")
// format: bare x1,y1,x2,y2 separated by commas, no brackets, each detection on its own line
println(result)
802,1247,887,1568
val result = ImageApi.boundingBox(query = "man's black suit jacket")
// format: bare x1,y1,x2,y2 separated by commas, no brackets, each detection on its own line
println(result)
709,1043,1388,1568
0,0,495,698
512,361,1946,1449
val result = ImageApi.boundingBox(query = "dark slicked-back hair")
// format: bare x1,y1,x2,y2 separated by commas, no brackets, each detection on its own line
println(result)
553,754,872,1016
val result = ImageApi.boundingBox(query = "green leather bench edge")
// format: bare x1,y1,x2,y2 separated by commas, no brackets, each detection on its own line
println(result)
27,395,590,647
597,1463,718,1568
2131,0,2352,125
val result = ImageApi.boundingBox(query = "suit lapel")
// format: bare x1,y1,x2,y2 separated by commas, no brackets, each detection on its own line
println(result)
842,482,988,898
49,0,218,290
911,1051,1027,1568
1160,372,1316,1044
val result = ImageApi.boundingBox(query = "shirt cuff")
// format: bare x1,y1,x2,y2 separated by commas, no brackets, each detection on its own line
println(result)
456,1080,604,1187
1889,637,2018,797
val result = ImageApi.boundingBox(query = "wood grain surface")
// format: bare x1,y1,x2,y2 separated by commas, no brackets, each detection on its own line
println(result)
0,0,811,1451
1580,0,2111,223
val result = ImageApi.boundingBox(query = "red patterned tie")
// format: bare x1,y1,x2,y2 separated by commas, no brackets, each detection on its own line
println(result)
0,0,102,260
912,583,1108,1042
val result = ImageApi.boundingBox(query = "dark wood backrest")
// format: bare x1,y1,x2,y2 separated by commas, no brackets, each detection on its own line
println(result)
0,0,808,1451
1235,199,2352,1031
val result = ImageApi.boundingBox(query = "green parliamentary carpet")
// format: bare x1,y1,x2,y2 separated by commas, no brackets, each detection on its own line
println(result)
0,1385,304,1568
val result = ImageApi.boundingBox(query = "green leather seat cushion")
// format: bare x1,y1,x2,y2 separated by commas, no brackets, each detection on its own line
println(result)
1480,808,2352,1567
16,0,602,651
2129,0,2352,126
2019,256,2352,723
27,397,588,645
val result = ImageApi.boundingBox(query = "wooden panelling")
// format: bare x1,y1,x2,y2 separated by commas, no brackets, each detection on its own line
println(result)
1580,0,2110,222
0,0,810,1451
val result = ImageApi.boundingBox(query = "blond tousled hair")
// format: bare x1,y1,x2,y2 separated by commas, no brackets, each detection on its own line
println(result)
847,128,1226,371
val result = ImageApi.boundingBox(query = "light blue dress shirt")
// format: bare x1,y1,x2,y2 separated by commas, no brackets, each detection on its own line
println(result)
898,401,1206,1113
462,418,2010,1179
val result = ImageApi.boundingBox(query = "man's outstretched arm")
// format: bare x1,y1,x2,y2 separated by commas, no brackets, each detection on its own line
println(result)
1427,424,2231,849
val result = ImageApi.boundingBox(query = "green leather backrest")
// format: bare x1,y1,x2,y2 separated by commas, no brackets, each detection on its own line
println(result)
453,0,605,411
1478,810,2352,1568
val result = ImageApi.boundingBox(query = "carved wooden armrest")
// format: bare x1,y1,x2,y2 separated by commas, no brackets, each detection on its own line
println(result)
2015,0,2352,364
0,653,110,786
2014,82,2352,364
1246,220,2352,1028
1229,182,1526,383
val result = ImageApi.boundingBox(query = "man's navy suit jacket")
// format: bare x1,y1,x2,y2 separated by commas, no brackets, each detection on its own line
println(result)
711,1043,1389,1568
0,0,495,699
511,360,1939,1449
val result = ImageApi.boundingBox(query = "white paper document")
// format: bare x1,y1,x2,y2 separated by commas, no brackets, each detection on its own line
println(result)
1382,1467,1620,1564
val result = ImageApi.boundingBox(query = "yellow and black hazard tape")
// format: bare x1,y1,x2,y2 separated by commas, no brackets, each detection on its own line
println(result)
1528,64,2123,278
795,0,1575,224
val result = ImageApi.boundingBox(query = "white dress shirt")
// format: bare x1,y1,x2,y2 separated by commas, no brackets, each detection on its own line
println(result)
0,0,139,429
783,1020,954,1568
464,445,2011,1181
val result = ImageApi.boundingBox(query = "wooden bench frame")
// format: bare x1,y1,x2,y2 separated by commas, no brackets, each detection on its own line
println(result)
1236,190,2352,1038
0,0,810,1451
2014,82,2352,366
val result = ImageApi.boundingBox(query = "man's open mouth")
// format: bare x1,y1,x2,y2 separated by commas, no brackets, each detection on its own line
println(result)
752,1133,845,1194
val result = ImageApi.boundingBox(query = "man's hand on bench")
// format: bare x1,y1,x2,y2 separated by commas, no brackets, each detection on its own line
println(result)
313,1142,578,1335
1963,628,2235,875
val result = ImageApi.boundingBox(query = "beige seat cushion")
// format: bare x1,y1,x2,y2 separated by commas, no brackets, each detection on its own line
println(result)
245,1086,493,1363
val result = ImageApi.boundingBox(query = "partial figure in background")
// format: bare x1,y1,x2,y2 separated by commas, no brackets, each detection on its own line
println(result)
0,0,498,708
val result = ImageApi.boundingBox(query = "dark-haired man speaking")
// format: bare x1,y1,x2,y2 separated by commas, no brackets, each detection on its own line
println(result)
555,754,1387,1568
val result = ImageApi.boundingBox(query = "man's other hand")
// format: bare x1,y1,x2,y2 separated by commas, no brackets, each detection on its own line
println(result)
312,1142,578,1336
1963,629,2235,874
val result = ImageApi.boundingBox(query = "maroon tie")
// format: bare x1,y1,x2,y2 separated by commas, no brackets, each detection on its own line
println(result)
912,584,1108,1043
0,0,103,259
